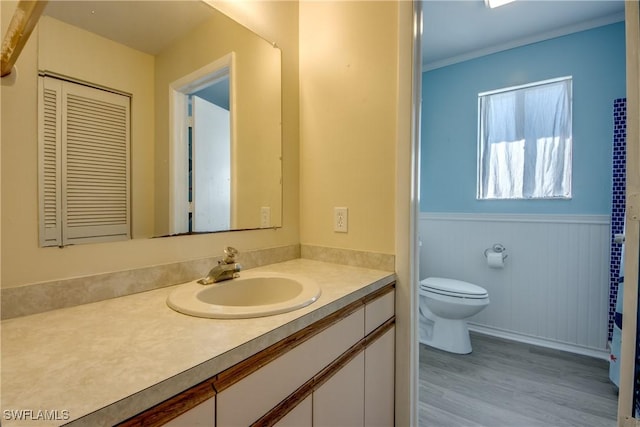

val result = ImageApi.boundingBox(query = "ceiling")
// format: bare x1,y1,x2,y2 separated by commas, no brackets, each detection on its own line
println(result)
43,1,626,71
43,1,215,55
422,0,626,70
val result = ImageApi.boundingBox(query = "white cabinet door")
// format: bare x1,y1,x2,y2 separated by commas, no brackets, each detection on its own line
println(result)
365,326,395,427
163,396,215,427
217,308,364,426
313,352,365,427
274,396,312,427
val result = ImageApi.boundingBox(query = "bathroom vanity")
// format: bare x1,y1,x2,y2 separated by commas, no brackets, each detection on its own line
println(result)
0,259,395,426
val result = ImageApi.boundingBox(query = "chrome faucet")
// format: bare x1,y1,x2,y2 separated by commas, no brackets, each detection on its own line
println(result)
198,247,242,285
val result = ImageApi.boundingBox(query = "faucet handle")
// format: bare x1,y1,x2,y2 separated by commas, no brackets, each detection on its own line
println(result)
223,246,238,263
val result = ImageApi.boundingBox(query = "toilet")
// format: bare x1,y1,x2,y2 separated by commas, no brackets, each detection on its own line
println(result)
419,277,490,354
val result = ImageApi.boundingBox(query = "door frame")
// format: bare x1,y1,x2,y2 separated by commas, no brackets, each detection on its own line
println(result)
619,1,640,425
168,53,236,235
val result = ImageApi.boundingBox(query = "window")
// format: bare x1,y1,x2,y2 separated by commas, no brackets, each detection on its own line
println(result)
477,77,572,200
38,75,131,247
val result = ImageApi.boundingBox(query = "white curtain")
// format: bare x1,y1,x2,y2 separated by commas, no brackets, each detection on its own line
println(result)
478,78,572,200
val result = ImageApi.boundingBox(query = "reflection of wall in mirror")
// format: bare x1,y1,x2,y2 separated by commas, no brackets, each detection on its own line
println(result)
235,37,282,231
38,16,155,239
154,9,282,236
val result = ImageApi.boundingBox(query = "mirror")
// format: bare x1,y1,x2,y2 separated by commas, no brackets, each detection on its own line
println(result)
38,0,282,239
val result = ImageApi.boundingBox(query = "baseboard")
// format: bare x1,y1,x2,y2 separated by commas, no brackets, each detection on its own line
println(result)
468,323,610,361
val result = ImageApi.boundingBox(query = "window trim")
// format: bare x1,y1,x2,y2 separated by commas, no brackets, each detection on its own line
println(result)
477,75,572,98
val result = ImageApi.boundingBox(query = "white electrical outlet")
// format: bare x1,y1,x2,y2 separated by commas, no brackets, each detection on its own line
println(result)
334,207,348,233
260,207,271,228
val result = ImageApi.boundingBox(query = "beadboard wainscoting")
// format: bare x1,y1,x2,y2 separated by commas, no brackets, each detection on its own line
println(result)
419,213,611,359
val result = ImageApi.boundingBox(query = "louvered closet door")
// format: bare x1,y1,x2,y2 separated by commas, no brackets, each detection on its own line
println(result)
61,81,130,244
39,77,62,246
39,76,130,246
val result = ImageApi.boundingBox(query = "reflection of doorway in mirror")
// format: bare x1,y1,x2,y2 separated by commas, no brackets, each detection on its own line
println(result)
169,53,235,235
190,94,231,232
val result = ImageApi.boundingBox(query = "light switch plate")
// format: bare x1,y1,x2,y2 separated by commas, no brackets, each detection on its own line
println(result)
260,207,271,228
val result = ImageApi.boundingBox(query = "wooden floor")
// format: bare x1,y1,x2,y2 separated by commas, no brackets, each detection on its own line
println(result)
419,332,618,427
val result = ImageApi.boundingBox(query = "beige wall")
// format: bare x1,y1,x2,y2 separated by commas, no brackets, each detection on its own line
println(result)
299,1,397,256
299,3,415,424
0,1,299,287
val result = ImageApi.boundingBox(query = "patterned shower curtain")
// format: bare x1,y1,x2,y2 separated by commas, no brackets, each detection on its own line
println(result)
609,98,627,342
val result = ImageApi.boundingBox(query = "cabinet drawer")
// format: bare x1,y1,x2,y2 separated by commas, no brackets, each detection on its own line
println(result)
216,307,365,426
365,289,395,335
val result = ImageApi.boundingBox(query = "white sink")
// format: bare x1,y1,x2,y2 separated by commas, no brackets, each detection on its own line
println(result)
166,272,321,319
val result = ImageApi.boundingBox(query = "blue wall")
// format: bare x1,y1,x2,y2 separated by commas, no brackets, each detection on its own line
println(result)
420,22,626,214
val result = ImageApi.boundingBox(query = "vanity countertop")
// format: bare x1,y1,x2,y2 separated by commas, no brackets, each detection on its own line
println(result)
0,259,395,427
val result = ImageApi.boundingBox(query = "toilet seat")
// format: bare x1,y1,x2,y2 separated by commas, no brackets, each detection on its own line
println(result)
420,277,488,299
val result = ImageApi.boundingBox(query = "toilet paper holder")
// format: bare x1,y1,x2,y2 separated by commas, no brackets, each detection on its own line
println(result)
484,243,508,260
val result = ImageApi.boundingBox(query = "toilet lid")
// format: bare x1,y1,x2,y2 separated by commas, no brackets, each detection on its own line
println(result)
420,277,488,298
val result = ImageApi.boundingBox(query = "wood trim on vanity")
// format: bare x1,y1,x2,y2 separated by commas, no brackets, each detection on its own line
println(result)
118,380,216,427
118,282,395,427
362,283,395,305
363,317,396,347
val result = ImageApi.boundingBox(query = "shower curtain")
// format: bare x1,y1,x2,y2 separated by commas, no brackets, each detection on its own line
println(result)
609,98,626,388
608,97,640,416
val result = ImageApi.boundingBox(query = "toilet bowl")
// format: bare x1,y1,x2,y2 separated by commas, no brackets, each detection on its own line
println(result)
419,277,490,354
